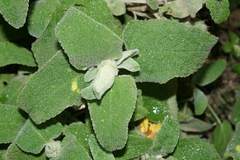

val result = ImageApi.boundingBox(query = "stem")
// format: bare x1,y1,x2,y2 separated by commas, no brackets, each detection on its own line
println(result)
208,105,221,124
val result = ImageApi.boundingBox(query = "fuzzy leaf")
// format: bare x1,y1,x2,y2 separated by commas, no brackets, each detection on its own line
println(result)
4,143,45,160
0,0,29,28
123,19,217,83
113,134,154,160
18,51,87,124
0,76,28,105
137,80,177,123
226,122,240,160
160,0,205,18
51,135,92,160
151,117,180,156
192,59,227,86
64,122,93,151
88,75,137,151
147,0,159,10
15,119,62,154
55,7,122,70
28,0,57,38
88,134,115,160
193,87,208,115
206,0,230,24
0,42,36,67
104,0,126,16
172,138,221,159
0,105,27,143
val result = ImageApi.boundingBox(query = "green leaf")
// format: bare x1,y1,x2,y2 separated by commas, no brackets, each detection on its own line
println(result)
0,0,29,28
113,135,153,160
104,0,126,16
78,0,122,35
31,14,61,68
193,88,208,115
206,0,230,24
179,112,213,132
226,122,240,160
232,62,240,75
232,90,240,125
63,122,93,151
146,0,159,10
88,134,115,160
137,80,177,123
28,0,57,38
151,117,180,156
18,51,87,124
15,119,62,154
222,41,232,53
212,121,233,157
123,19,218,83
55,7,122,70
131,90,148,122
172,138,221,159
0,42,37,67
192,59,227,86
0,76,28,105
0,74,14,93
51,135,92,160
0,105,27,143
159,0,205,18
88,75,137,151
4,143,46,160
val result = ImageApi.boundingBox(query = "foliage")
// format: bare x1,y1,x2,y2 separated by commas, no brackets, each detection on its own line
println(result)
0,0,238,159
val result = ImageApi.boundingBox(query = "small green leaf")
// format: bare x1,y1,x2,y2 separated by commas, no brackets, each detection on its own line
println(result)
179,112,213,132
222,41,233,53
151,117,180,156
51,135,92,160
123,19,218,83
160,0,205,18
0,76,28,105
212,121,233,157
31,14,61,68
226,122,240,160
231,90,240,125
138,80,177,123
88,75,137,151
15,119,62,154
113,135,154,160
0,74,14,93
28,0,57,38
0,105,27,143
4,143,46,160
206,0,230,24
131,90,148,122
146,0,159,10
18,51,87,124
0,42,37,67
0,0,29,28
104,0,126,16
193,88,208,115
172,138,221,159
192,59,227,86
55,7,122,70
64,122,93,151
88,134,115,160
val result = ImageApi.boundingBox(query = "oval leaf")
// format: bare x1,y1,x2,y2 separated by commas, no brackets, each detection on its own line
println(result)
193,87,208,115
88,75,137,151
18,51,87,124
123,19,218,83
55,7,122,70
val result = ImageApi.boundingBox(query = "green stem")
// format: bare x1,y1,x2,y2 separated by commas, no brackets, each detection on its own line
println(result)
208,105,221,124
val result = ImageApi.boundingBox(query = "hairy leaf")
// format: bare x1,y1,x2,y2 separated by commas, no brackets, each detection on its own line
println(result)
55,7,122,70
88,75,137,151
0,42,36,67
123,19,218,83
18,51,87,124
0,0,29,28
